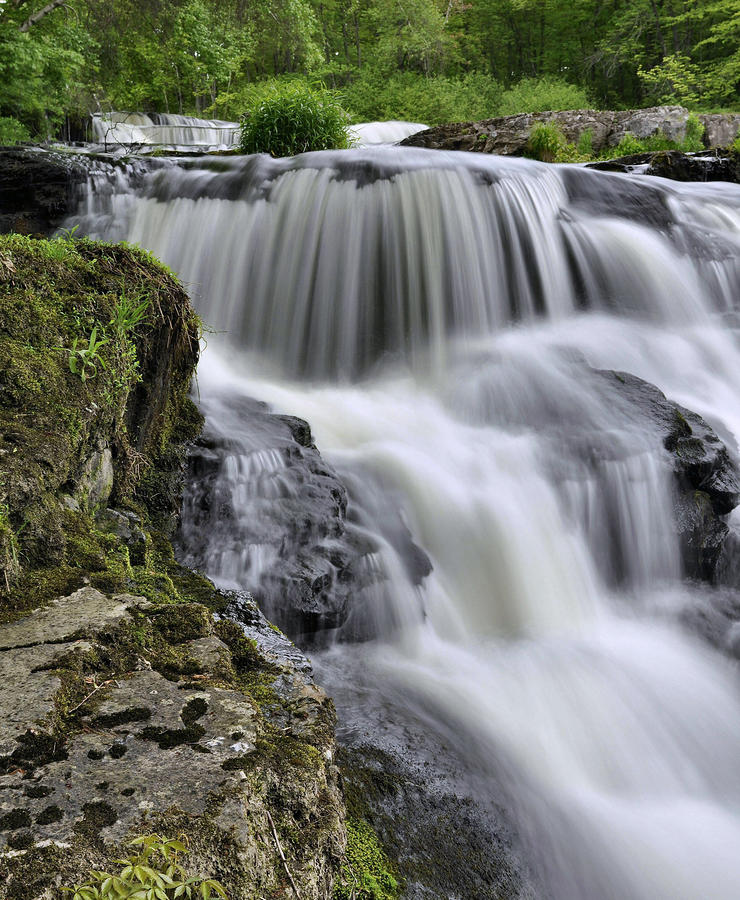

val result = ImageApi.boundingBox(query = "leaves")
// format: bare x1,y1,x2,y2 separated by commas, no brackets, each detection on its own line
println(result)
63,835,229,900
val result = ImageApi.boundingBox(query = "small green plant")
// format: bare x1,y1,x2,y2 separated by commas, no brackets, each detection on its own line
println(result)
613,132,646,157
683,112,705,152
525,122,567,162
65,326,109,381
110,288,150,336
0,116,31,145
732,133,740,153
62,834,228,900
577,128,594,157
239,84,352,157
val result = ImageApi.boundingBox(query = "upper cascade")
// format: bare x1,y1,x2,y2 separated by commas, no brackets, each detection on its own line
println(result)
70,148,740,379
89,113,426,151
90,111,241,150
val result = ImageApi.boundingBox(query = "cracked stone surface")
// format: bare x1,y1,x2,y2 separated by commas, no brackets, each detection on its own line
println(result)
0,641,93,757
0,590,343,900
0,589,148,651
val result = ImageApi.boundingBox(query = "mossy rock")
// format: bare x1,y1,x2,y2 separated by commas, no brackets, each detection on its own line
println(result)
0,234,202,620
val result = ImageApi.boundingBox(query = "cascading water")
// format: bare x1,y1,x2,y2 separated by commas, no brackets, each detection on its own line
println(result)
70,147,740,898
90,113,426,151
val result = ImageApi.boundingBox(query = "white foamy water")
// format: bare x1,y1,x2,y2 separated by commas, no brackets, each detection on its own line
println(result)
70,149,740,899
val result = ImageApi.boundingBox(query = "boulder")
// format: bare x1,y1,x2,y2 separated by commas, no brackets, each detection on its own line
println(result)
597,371,740,581
0,591,343,900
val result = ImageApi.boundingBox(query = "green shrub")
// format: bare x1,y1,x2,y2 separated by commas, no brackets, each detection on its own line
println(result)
239,85,351,157
0,116,31,145
683,112,705,151
499,77,590,116
577,128,594,157
613,132,646,156
525,122,567,162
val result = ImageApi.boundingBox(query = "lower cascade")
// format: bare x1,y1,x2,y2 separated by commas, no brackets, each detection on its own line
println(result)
73,147,740,898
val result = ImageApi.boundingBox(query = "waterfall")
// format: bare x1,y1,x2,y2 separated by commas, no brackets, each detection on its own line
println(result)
70,148,740,898
90,113,426,152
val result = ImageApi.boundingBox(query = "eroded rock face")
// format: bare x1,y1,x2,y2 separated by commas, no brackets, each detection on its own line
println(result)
0,588,344,900
400,106,740,156
597,371,740,581
179,396,431,641
0,149,88,236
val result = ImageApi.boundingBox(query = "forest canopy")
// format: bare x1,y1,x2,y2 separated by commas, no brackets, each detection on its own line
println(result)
0,0,738,139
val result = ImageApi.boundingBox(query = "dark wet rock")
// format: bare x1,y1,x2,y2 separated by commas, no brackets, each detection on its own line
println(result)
645,149,740,183
0,148,89,235
597,371,740,581
179,398,431,640
561,166,673,228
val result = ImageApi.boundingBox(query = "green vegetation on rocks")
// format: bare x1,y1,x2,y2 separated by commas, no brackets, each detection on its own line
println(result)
0,233,201,621
333,818,400,900
0,234,346,899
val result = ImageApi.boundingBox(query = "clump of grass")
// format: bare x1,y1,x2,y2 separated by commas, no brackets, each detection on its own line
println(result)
239,84,352,157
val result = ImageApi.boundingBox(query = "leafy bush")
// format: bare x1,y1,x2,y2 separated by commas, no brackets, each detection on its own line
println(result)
499,77,590,116
62,834,228,900
340,70,502,126
683,112,705,151
0,116,31,145
239,84,351,156
525,122,566,162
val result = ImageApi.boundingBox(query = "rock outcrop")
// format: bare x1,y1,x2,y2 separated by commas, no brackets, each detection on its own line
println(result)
180,395,430,642
400,106,740,156
0,149,89,235
0,588,343,900
0,235,346,898
598,371,740,582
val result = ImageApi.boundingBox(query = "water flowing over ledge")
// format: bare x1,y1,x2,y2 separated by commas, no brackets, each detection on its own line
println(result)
70,147,740,899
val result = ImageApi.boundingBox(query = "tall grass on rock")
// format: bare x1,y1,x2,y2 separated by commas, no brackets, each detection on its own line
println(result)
239,85,352,157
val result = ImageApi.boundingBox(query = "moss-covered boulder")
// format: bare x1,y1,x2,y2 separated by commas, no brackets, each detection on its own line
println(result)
0,233,202,621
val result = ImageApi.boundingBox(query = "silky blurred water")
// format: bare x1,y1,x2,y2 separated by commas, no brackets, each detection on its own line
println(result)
72,149,740,898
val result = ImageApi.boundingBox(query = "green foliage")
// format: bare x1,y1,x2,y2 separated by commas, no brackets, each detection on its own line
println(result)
683,112,705,151
611,116,706,158
525,122,566,162
333,818,400,900
340,70,502,126
613,132,647,156
110,288,150,337
638,53,705,105
239,85,351,156
64,326,109,382
62,834,228,900
1,0,739,140
577,128,594,157
0,116,30,145
499,78,590,116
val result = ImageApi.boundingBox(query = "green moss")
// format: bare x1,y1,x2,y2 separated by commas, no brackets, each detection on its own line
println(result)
0,234,201,616
333,818,400,900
